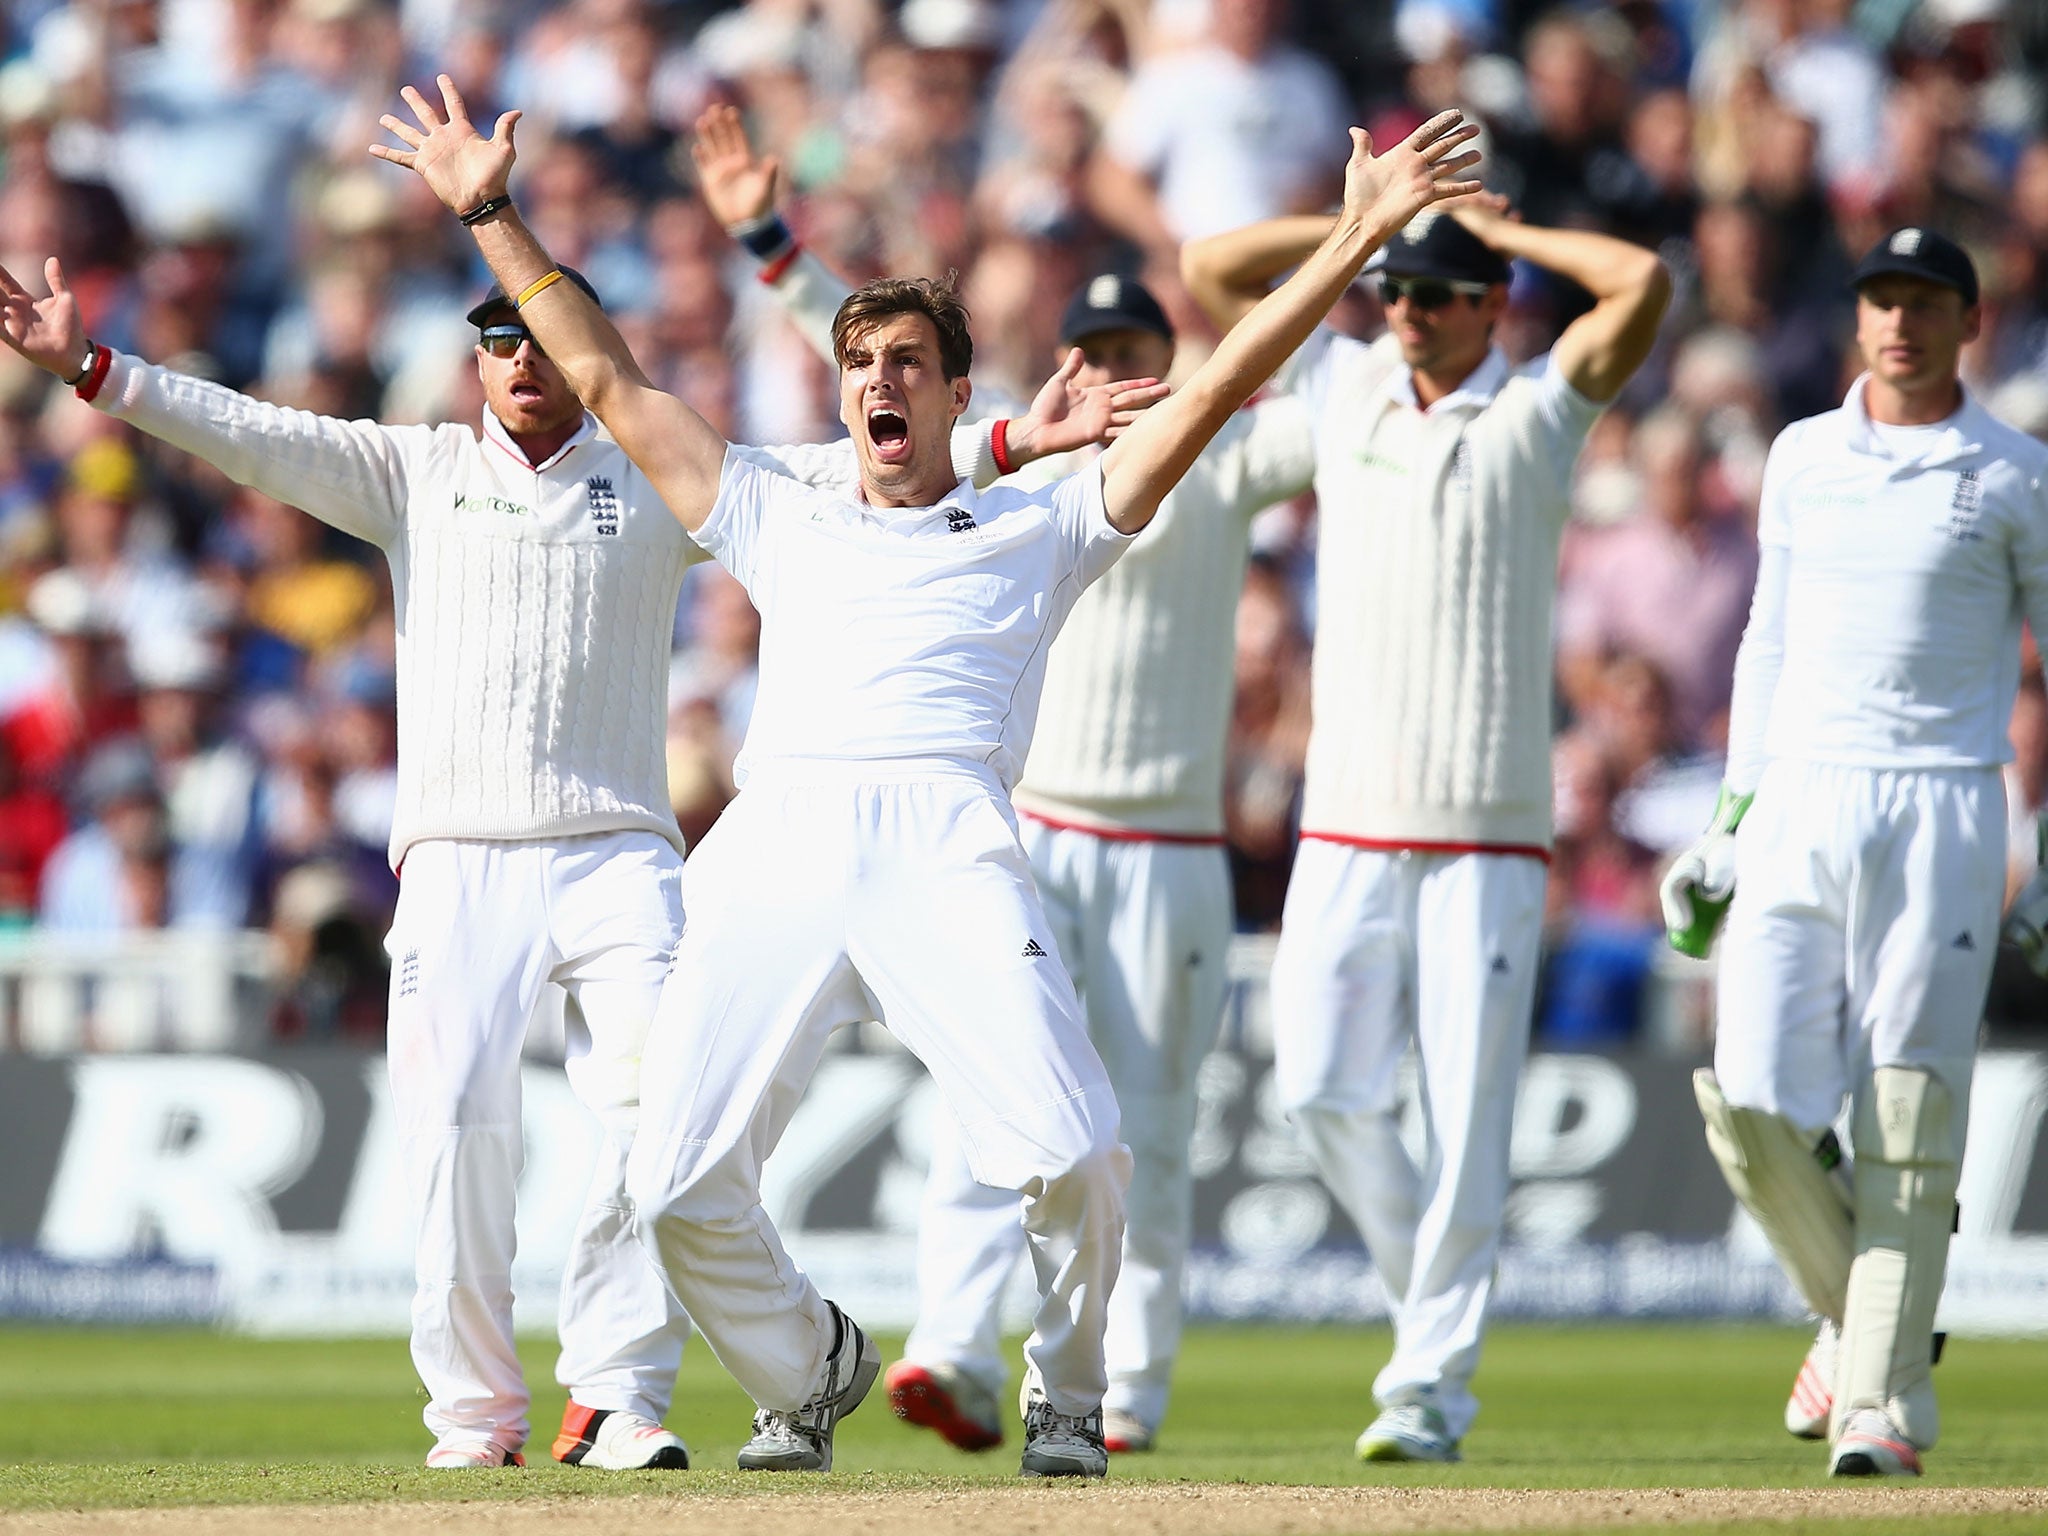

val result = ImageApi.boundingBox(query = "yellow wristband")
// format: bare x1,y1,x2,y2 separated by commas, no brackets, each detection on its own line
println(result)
514,269,564,308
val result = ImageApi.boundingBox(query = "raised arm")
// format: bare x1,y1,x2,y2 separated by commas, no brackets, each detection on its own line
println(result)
1448,196,1669,403
0,256,410,547
1101,114,1481,535
1179,215,1338,334
375,76,727,531
691,102,1167,484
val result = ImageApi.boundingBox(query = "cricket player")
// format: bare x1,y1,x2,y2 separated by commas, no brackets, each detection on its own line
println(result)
375,74,1479,1478
688,101,1316,1457
0,256,1114,1471
1660,228,2048,1477
1184,196,1668,1462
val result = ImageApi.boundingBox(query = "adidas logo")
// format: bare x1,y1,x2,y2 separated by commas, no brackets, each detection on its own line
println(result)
1952,931,1975,951
1022,938,1048,958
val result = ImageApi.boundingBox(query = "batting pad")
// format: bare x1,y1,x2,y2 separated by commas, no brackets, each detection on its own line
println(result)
1834,1066,1960,1450
1693,1069,1853,1322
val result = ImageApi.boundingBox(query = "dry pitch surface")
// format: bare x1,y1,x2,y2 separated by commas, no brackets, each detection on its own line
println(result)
5,1485,2046,1536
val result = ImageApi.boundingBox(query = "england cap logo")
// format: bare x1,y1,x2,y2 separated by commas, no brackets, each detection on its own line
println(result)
1889,228,1924,256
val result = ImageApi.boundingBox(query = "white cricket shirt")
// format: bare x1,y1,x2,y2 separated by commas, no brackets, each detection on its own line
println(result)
1725,377,2048,791
699,449,1133,789
94,351,705,867
1282,329,1604,853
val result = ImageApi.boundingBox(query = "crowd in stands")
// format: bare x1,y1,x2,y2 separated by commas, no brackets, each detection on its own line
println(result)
3,0,2047,1043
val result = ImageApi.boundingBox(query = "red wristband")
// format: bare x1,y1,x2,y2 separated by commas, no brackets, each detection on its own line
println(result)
756,243,803,286
991,417,1015,477
75,344,112,404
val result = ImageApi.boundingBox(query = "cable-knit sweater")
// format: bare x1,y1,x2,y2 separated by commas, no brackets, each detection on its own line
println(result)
1284,331,1604,853
94,352,704,867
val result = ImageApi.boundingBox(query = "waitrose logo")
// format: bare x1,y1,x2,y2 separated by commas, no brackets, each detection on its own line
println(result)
455,492,532,518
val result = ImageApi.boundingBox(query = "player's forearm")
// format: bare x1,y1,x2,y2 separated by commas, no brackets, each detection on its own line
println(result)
466,207,648,414
1486,221,1662,303
1180,216,1334,331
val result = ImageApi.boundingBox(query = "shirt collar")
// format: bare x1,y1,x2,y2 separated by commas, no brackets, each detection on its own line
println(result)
482,408,599,473
1840,373,1984,470
1384,345,1512,415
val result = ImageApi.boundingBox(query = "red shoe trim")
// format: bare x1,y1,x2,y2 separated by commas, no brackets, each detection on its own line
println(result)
885,1362,1003,1452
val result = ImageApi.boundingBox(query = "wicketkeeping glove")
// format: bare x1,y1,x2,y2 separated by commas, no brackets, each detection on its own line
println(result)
2002,814,2048,977
1661,786,1753,959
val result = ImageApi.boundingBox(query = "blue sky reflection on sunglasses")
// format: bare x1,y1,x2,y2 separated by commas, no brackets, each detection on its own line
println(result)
479,325,543,357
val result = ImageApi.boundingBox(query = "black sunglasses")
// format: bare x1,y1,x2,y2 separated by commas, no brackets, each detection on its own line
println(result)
479,324,544,359
1378,277,1492,310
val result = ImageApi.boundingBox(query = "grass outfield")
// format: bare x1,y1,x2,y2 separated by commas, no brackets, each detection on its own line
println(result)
0,1323,2044,1533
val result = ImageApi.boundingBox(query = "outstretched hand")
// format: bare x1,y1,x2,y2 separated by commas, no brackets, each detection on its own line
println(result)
1342,111,1484,235
691,103,780,230
1009,348,1172,465
0,256,86,377
371,73,521,215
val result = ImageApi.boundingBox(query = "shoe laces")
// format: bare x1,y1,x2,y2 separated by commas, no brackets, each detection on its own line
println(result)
754,1306,859,1449
1024,1396,1104,1449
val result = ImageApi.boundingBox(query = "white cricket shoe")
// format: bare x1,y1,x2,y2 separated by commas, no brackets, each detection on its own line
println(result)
1356,1403,1462,1463
1830,1407,1923,1477
736,1303,881,1471
552,1404,689,1469
885,1359,1004,1451
1785,1319,1837,1440
1018,1391,1108,1479
424,1438,524,1468
1102,1407,1155,1454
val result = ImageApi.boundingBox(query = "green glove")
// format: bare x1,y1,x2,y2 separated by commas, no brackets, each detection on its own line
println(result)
1659,786,1753,959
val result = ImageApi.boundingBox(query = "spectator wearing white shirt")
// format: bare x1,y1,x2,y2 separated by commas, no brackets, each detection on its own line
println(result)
1090,0,1348,252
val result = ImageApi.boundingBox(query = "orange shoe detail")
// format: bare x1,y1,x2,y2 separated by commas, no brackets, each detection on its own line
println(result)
553,1402,603,1464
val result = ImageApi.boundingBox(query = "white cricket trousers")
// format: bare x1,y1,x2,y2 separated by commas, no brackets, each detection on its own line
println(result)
386,831,688,1451
1269,840,1546,1442
1714,760,2002,1129
627,763,1132,1419
903,819,1233,1430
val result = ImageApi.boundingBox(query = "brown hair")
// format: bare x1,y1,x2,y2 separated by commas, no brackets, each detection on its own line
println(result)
831,274,974,380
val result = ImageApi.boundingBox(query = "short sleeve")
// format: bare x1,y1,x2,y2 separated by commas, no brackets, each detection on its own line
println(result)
1050,460,1134,590
700,448,809,594
1522,354,1607,473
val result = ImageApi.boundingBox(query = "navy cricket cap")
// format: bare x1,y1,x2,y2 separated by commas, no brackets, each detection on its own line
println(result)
1059,273,1174,345
467,265,604,328
1848,227,1979,307
1368,209,1511,286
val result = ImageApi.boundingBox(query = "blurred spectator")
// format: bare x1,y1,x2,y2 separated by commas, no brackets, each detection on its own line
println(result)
130,626,261,927
268,858,389,1039
1091,0,1348,252
38,739,173,932
0,727,66,926
1557,407,1759,753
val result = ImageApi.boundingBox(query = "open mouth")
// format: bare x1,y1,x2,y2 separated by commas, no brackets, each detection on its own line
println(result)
867,407,910,461
510,379,545,404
